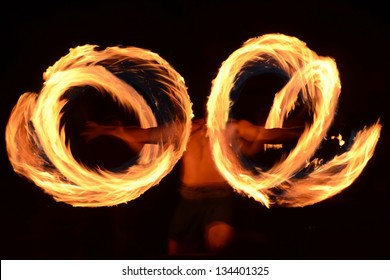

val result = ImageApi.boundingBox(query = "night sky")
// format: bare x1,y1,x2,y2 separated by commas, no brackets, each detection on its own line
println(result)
1,0,389,260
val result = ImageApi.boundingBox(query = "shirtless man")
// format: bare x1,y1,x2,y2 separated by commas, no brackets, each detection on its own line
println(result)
82,117,303,256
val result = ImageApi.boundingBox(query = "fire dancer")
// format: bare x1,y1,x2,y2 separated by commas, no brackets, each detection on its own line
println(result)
82,116,303,256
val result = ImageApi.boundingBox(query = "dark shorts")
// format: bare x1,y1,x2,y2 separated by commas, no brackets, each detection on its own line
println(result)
168,185,235,245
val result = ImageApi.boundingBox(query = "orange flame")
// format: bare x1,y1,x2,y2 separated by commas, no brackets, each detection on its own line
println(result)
5,45,192,207
207,33,382,208
6,34,381,208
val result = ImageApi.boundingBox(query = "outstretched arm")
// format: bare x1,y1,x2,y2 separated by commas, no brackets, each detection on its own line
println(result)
82,121,182,153
226,119,304,156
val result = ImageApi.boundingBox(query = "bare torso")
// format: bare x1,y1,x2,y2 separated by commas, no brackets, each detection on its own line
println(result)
180,119,227,187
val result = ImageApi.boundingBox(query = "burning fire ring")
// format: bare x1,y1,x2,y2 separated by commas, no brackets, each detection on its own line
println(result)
6,45,192,207
207,33,380,207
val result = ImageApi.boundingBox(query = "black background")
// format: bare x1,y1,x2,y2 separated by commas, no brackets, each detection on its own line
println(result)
1,0,389,259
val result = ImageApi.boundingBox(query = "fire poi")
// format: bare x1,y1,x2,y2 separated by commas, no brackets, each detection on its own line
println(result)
5,33,382,207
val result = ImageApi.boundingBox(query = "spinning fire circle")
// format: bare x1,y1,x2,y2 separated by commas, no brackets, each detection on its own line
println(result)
6,34,381,207
6,45,192,207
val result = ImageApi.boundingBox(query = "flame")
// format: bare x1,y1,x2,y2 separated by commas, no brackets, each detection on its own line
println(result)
207,33,382,208
5,45,192,207
6,34,381,209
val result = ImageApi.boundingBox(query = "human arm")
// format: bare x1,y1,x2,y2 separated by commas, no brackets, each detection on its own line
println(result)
226,119,304,156
81,121,182,153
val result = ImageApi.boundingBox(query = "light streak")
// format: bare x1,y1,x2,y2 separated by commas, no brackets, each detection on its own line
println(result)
5,45,192,207
6,34,381,208
207,33,381,207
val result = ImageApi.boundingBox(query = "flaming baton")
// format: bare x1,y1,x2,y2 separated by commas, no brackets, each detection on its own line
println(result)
5,45,192,207
207,33,382,207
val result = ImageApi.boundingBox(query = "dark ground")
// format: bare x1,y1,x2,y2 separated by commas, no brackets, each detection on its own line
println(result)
1,0,389,260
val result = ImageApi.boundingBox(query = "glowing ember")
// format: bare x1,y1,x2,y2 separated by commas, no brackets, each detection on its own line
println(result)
5,45,192,207
331,134,345,146
207,33,381,207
